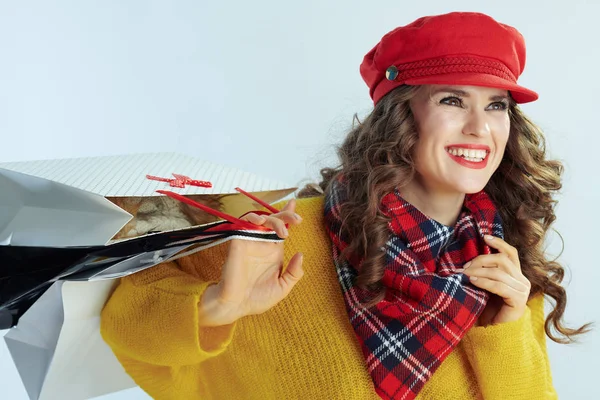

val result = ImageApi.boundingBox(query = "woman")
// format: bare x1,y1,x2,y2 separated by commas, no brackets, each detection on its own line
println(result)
101,12,590,399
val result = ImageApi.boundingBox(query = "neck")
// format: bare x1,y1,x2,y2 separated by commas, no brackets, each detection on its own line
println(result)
398,182,465,226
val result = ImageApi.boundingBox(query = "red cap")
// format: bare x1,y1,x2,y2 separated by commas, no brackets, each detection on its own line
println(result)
360,12,538,104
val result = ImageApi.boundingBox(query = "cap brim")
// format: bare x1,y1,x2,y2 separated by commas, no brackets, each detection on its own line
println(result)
403,72,538,104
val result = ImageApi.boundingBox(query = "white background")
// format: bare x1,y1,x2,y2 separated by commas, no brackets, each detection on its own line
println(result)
1,1,598,399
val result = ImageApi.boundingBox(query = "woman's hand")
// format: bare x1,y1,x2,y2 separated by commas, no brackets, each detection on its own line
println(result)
457,235,531,326
199,199,304,327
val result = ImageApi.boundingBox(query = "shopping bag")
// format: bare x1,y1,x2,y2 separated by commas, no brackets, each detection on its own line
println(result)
0,152,295,242
4,222,285,399
1,152,297,399
1,212,283,328
0,153,295,328
4,280,136,400
0,168,132,247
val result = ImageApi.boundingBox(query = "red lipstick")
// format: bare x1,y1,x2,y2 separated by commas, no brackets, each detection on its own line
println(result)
446,144,490,170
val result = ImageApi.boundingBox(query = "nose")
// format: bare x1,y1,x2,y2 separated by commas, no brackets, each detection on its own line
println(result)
462,109,491,137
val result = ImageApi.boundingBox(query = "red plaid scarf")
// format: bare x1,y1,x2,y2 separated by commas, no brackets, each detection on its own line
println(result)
324,178,503,400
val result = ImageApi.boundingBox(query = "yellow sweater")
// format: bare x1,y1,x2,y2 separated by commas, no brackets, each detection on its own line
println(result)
101,196,557,399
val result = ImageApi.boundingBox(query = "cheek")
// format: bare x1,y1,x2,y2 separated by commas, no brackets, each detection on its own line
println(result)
415,110,460,147
497,117,510,148
493,118,511,163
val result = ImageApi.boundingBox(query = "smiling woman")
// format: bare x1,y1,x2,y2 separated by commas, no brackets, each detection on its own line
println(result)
404,85,513,221
100,11,592,400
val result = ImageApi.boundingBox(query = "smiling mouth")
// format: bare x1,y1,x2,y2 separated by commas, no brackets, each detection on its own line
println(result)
445,147,489,163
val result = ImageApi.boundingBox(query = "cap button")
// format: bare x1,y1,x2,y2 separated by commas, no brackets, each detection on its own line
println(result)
385,65,399,80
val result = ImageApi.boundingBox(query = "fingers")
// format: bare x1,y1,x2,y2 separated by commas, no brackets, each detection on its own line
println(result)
282,198,296,212
242,213,288,238
241,199,303,239
279,252,304,290
463,275,529,308
275,199,302,226
461,253,515,276
462,266,529,294
453,237,531,322
483,235,520,268
272,210,303,226
457,238,531,309
458,252,530,289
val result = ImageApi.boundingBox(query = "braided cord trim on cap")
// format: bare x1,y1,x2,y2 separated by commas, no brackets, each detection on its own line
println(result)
395,56,516,82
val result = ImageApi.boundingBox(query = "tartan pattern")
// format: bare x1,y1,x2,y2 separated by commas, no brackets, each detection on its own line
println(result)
324,179,503,400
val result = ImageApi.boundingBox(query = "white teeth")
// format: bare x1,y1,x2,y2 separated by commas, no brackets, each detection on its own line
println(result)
447,147,487,161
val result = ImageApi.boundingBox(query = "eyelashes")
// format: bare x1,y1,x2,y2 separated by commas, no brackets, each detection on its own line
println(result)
439,96,509,111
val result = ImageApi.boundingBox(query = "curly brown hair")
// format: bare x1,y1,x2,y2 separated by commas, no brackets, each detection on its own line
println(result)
297,84,592,344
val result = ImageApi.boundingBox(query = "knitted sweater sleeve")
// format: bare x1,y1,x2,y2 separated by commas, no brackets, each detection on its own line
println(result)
100,259,236,367
461,294,557,399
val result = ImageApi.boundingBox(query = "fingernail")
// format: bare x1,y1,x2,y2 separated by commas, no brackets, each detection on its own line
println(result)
455,268,465,273
294,213,302,221
282,227,289,237
484,235,495,241
470,276,479,281
463,262,472,269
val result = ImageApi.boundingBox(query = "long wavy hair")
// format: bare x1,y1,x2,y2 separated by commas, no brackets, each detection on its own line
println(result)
298,84,592,344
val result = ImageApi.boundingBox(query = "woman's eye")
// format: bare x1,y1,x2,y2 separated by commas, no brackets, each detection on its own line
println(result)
440,97,462,107
488,102,509,111
440,97,509,111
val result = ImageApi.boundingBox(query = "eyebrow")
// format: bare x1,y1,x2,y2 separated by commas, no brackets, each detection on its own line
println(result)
431,87,510,102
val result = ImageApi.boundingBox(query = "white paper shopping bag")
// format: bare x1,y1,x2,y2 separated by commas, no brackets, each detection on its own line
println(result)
1,152,299,399
4,280,136,400
0,168,132,247
0,152,296,242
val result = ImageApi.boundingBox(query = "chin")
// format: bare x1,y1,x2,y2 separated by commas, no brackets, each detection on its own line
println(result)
450,179,490,195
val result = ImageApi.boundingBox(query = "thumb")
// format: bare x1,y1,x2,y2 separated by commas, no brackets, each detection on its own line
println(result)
279,253,304,290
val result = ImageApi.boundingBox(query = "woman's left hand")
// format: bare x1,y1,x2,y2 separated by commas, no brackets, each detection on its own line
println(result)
457,235,531,325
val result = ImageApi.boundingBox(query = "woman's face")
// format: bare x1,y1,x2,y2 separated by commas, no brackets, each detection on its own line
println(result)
409,84,511,195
